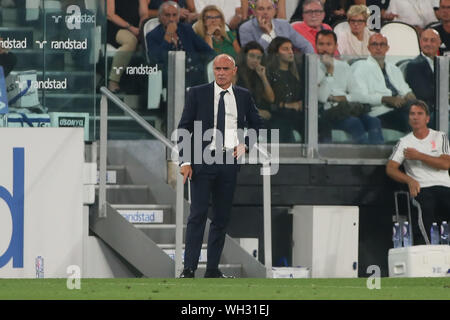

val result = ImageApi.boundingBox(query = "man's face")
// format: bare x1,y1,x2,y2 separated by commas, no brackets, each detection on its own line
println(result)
160,5,180,27
213,56,237,88
316,34,337,56
368,34,389,58
409,105,430,130
420,29,441,58
439,0,450,22
255,0,275,24
278,41,294,63
302,1,325,29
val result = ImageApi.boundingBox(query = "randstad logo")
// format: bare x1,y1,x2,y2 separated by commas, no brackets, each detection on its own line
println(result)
0,148,25,268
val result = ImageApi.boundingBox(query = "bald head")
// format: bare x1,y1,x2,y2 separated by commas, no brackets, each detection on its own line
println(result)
420,29,441,58
368,33,389,58
213,54,237,89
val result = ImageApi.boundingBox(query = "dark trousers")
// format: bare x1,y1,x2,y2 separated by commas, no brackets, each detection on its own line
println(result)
184,158,238,271
412,186,450,245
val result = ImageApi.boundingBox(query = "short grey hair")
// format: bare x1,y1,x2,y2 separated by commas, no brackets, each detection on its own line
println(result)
159,1,180,16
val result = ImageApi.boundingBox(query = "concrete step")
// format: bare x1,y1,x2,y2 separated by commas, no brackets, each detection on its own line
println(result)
12,49,65,70
135,224,192,244
112,204,172,224
95,184,152,204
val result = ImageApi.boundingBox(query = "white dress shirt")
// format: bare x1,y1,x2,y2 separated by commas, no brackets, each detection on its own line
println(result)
317,58,361,109
351,55,412,116
211,81,238,150
387,0,438,29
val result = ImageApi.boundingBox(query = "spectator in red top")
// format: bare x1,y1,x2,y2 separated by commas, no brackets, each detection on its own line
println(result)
291,0,338,55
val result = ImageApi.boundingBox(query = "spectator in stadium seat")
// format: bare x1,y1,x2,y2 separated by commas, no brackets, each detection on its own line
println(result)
351,33,416,133
405,29,441,127
147,0,198,23
291,0,338,54
146,1,215,87
194,0,243,30
316,30,383,144
106,0,149,93
266,37,305,143
431,0,450,55
336,4,373,57
386,100,450,245
193,5,241,59
386,0,438,32
235,41,275,124
238,0,314,53
241,0,286,20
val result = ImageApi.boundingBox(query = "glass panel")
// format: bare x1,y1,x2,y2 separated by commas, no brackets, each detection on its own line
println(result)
315,54,437,145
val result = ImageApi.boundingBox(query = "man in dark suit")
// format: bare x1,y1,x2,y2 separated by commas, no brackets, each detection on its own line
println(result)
405,28,441,128
177,54,263,278
145,1,215,87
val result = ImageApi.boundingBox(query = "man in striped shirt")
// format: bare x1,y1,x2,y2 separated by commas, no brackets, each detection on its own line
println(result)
386,99,450,245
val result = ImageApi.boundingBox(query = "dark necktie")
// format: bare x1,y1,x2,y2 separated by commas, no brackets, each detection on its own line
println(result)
216,90,228,150
382,67,399,97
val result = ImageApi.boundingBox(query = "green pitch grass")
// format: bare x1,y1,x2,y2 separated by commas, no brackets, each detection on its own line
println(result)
0,278,449,300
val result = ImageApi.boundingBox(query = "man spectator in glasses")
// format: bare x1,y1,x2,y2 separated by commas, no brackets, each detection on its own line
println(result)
430,0,450,55
238,0,314,53
351,33,416,133
291,0,338,54
405,29,441,128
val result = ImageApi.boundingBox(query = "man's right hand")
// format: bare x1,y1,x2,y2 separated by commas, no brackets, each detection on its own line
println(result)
180,165,193,184
382,96,404,108
257,17,272,34
407,178,421,197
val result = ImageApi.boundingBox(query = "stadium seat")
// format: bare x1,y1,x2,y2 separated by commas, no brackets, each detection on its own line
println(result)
380,22,420,65
332,129,353,143
143,18,160,62
396,58,412,77
206,59,214,83
333,21,350,38
147,69,163,109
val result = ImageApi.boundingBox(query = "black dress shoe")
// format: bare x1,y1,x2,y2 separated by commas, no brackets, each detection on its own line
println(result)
179,268,195,278
204,269,235,278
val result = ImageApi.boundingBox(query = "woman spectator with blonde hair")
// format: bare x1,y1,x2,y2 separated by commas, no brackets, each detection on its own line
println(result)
193,5,241,58
336,4,374,57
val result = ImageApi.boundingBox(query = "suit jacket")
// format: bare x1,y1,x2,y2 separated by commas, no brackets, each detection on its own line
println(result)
405,54,435,110
177,82,264,174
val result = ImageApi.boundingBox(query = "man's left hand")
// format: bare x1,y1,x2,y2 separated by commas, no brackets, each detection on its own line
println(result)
233,144,247,159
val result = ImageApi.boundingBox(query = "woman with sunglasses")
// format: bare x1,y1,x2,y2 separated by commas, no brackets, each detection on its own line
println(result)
193,5,240,58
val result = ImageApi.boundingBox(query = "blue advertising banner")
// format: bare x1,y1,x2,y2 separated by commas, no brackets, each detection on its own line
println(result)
0,66,8,114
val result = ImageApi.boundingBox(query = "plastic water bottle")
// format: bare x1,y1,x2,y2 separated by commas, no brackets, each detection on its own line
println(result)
441,221,449,245
430,222,440,245
393,222,401,248
403,221,412,247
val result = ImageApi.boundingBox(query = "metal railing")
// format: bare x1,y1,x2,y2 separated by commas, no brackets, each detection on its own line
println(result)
99,86,185,276
99,86,274,278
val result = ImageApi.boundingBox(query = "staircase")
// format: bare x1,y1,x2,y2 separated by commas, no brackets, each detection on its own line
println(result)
88,141,266,278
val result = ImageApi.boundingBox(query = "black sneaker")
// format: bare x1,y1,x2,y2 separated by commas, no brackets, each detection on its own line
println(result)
179,268,195,278
204,269,235,278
